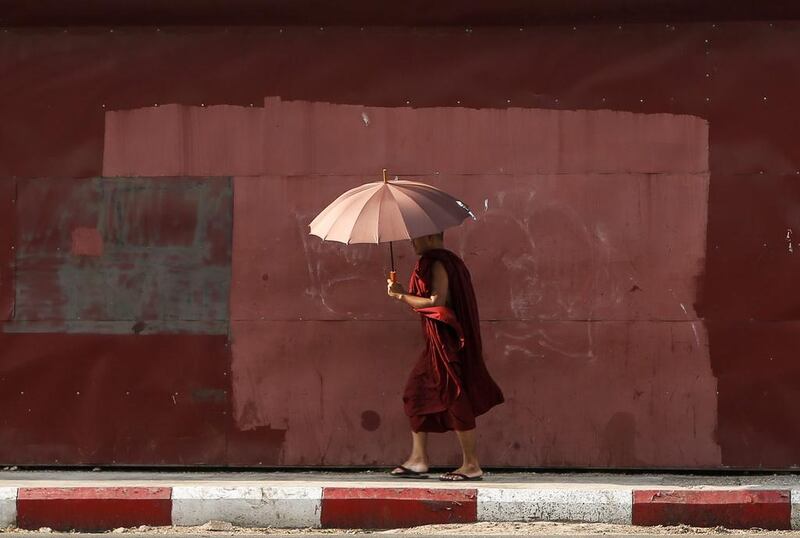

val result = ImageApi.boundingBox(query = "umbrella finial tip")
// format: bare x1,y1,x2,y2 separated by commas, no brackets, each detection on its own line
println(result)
382,168,388,183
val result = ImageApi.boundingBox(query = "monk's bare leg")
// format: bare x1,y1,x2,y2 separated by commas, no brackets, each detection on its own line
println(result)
391,431,429,475
447,428,482,478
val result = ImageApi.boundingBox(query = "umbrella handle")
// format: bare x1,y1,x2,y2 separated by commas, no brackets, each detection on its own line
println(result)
388,241,396,283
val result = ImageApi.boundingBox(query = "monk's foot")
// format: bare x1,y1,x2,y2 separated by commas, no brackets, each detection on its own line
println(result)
390,459,429,476
441,463,482,480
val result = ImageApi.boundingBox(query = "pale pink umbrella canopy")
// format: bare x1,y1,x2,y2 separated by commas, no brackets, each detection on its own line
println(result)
309,179,476,244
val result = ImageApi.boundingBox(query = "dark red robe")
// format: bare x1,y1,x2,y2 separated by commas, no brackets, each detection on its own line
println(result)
402,248,504,432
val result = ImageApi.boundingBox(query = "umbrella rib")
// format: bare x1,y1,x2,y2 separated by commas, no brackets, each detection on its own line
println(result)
375,187,386,243
320,187,376,242
399,186,468,225
384,185,413,241
389,186,441,237
344,188,381,244
310,181,380,230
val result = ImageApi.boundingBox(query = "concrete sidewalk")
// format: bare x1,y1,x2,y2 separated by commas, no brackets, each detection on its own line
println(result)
0,470,798,531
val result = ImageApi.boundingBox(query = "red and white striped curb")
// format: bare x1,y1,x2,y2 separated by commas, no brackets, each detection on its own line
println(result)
633,490,792,530
321,487,476,528
0,487,16,527
14,487,172,531
0,486,798,531
478,488,632,524
171,486,322,528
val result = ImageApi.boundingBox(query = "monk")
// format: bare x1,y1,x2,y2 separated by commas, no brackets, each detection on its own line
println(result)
386,231,504,481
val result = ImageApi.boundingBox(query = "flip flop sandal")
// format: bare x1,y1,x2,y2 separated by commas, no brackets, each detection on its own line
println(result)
389,465,429,478
439,472,483,481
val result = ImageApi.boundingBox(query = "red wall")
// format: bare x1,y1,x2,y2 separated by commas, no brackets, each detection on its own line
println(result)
0,21,798,469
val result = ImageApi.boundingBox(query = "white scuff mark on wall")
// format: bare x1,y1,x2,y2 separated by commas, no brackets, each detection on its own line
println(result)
594,226,609,244
499,331,534,341
679,302,701,349
314,260,338,315
297,216,338,315
537,323,595,360
787,228,794,254
361,112,370,126
496,326,592,361
500,246,542,319
508,284,542,319
342,244,371,265
503,344,544,359
322,275,361,292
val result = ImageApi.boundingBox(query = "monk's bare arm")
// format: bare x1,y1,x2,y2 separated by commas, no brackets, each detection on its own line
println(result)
387,261,448,309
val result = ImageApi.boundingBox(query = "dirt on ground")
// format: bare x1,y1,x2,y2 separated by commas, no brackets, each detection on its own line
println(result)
377,521,799,535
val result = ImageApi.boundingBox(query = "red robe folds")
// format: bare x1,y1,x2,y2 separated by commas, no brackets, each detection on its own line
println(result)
403,248,504,432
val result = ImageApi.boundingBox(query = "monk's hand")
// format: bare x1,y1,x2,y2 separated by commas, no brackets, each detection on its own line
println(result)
387,279,405,299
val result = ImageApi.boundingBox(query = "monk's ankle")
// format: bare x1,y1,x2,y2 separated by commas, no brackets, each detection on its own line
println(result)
461,461,481,472
405,457,428,467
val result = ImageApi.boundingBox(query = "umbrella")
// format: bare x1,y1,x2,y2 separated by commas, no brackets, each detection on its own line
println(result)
309,169,476,282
